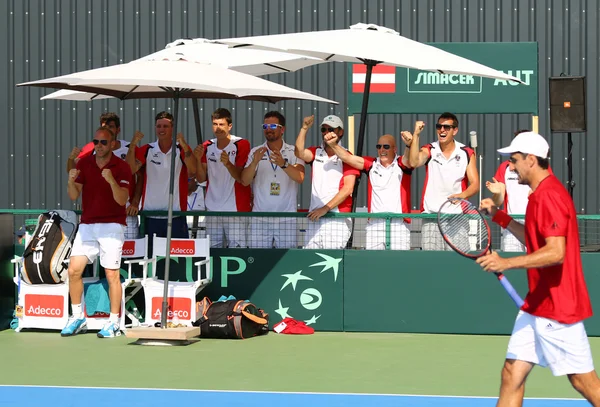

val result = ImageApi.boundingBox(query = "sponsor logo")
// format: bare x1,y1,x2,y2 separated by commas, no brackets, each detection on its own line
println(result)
25,294,64,318
151,297,191,320
122,240,136,256
170,240,195,255
409,71,481,94
32,215,57,264
150,160,161,165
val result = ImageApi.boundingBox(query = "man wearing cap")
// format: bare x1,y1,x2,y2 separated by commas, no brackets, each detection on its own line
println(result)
485,129,555,252
15,225,26,246
294,114,359,249
477,132,600,404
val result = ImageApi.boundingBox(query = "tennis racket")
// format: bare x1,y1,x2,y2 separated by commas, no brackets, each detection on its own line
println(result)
437,198,524,308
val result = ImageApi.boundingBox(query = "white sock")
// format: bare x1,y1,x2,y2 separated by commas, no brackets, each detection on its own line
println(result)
109,313,119,324
71,304,83,319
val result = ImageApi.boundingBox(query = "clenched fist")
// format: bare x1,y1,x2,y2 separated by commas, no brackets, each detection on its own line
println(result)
68,169,80,183
302,115,315,129
414,120,425,135
323,133,339,146
69,147,81,160
131,131,144,146
101,169,116,185
194,144,205,160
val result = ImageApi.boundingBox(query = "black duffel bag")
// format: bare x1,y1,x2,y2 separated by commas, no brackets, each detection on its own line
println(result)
194,297,269,339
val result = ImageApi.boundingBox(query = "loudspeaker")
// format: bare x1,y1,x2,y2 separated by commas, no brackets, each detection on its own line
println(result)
549,76,586,132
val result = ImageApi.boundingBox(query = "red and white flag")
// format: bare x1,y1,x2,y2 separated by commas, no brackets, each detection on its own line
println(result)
352,64,396,93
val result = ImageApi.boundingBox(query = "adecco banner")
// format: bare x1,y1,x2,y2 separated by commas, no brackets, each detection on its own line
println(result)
347,42,539,115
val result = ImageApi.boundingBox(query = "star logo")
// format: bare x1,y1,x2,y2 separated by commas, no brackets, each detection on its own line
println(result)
280,270,313,291
276,253,342,329
310,253,342,282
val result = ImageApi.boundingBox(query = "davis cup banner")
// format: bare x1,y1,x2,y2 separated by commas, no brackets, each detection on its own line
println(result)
348,42,538,115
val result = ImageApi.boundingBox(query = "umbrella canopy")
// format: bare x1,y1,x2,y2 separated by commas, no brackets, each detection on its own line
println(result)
41,38,325,101
213,23,522,83
17,60,337,328
20,59,337,104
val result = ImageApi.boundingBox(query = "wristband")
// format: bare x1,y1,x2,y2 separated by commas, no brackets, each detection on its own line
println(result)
492,210,513,229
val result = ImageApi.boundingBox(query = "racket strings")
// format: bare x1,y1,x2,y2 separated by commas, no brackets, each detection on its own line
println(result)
439,205,490,255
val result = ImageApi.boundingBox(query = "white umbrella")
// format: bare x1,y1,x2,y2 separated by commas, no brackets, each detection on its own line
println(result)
213,23,523,156
41,38,325,101
17,60,337,328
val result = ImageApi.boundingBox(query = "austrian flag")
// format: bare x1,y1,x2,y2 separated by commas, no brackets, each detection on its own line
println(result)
352,64,396,93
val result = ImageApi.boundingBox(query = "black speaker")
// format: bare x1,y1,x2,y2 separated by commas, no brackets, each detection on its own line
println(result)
549,76,586,132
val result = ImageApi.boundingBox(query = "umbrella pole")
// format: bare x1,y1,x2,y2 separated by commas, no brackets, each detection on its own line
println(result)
347,61,375,247
160,94,181,329
192,98,203,144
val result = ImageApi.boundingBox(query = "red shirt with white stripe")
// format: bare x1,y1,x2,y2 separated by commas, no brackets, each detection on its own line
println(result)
362,156,412,215
522,175,592,324
306,146,360,212
75,154,132,225
201,136,252,212
420,141,474,213
135,141,188,212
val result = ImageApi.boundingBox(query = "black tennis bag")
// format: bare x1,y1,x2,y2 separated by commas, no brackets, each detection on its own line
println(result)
194,297,269,339
21,210,78,285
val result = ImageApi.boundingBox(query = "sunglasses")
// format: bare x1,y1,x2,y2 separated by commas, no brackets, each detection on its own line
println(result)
262,123,283,130
321,126,335,133
92,139,109,146
435,124,456,131
376,144,392,150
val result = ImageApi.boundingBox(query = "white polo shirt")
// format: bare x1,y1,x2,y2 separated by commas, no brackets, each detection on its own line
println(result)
137,141,187,212
421,141,474,213
306,146,359,212
494,160,530,215
202,135,252,212
363,156,412,214
245,141,304,212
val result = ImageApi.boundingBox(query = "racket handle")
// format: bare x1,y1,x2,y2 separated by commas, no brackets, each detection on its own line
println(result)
495,272,525,308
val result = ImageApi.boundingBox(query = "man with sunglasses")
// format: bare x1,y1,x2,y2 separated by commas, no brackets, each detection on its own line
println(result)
66,112,142,239
126,111,197,253
194,108,251,248
62,127,132,338
477,132,600,406
324,132,413,250
406,113,480,251
241,111,305,249
294,114,359,249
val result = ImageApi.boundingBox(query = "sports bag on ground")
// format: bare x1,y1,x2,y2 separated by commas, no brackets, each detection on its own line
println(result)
21,210,78,285
194,297,269,339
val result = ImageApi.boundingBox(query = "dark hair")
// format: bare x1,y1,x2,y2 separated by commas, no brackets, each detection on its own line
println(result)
517,152,550,169
437,112,459,128
99,112,120,128
514,129,530,137
96,126,116,141
264,111,286,127
155,111,174,124
212,108,232,124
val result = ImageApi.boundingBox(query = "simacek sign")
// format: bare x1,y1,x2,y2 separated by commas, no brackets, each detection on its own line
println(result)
24,294,64,318
347,42,539,115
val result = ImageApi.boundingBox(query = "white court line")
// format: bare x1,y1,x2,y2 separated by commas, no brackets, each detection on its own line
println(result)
0,384,586,401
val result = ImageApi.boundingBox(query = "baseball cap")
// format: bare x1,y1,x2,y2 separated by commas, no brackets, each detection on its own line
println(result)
321,115,344,130
497,132,549,159
15,225,26,237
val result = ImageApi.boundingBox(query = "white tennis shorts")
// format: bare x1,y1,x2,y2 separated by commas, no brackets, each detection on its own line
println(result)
506,310,594,376
71,223,125,270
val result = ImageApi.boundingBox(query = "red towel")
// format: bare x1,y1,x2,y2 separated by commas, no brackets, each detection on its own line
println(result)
273,318,314,334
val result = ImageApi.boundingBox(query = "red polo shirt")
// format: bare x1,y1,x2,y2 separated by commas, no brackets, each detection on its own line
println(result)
522,175,592,324
75,154,132,225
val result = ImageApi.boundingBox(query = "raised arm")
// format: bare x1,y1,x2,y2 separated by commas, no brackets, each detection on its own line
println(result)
295,115,316,162
407,121,429,168
177,133,196,177
126,131,144,174
240,147,267,187
67,169,83,201
323,133,365,170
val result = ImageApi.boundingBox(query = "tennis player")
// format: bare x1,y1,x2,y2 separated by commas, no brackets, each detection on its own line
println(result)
477,132,600,405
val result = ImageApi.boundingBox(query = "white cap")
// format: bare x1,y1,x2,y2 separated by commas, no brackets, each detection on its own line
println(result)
497,132,549,159
321,115,344,129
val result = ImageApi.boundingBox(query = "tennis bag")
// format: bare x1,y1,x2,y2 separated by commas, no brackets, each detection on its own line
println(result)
21,210,78,285
194,297,269,339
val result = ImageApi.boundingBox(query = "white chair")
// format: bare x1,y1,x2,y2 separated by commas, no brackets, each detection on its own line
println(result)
11,232,99,332
132,234,211,327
